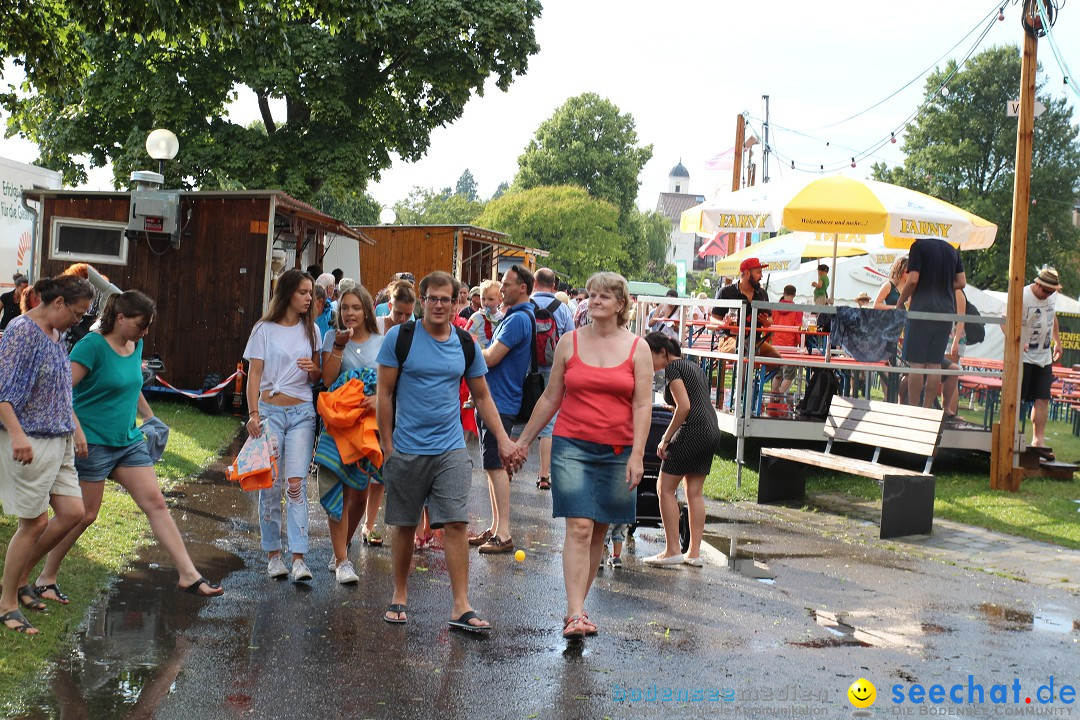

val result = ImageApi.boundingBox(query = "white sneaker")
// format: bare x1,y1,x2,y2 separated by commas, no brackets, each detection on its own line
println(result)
335,560,360,585
291,558,313,582
267,555,288,578
327,556,338,572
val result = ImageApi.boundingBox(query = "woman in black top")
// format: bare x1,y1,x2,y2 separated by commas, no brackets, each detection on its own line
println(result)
0,274,28,331
642,332,721,567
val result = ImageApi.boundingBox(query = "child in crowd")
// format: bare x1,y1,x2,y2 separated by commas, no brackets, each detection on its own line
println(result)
811,264,830,306
467,279,504,349
601,524,629,568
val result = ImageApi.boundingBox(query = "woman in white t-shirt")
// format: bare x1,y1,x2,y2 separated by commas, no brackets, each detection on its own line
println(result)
319,285,385,582
243,269,321,583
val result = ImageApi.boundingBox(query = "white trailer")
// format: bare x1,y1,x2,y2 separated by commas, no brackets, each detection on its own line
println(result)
0,156,62,288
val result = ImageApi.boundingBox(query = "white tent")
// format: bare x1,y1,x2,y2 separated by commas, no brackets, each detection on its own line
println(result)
761,255,1005,360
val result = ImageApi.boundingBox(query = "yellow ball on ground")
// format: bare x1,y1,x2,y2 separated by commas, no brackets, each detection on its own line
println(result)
514,550,526,562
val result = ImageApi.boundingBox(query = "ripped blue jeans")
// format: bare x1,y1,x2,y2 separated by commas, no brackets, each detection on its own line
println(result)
258,402,316,555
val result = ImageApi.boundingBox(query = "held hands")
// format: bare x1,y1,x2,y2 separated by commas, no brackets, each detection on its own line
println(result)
500,439,528,473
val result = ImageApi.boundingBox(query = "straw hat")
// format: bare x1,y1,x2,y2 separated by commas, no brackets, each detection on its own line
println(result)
1034,266,1062,291
854,292,871,303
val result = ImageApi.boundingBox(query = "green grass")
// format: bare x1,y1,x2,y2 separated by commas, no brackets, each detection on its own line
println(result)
705,406,1080,549
0,400,240,716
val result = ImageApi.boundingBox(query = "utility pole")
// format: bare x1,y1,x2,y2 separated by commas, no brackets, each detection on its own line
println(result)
991,1,1043,492
732,114,745,192
762,95,771,184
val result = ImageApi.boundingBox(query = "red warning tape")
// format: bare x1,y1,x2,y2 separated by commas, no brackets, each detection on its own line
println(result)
151,369,245,400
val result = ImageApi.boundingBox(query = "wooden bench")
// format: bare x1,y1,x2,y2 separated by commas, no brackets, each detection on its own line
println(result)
757,396,943,539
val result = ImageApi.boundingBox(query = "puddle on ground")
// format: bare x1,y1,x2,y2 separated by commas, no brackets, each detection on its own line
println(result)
977,603,1079,634
15,478,246,719
702,533,777,584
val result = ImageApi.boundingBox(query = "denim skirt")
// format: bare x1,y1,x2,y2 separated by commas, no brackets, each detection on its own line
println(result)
550,435,635,525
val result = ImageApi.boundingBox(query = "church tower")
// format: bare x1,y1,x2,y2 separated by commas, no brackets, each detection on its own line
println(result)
668,159,690,193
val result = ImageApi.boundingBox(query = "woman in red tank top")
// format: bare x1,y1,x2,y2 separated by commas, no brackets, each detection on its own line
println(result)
511,272,653,640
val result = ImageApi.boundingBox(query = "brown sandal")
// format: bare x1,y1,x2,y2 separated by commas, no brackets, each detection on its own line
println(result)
1,609,39,635
563,615,587,639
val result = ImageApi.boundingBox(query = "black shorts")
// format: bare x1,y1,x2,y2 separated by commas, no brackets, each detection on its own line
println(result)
477,413,515,470
1021,362,1054,402
903,320,952,365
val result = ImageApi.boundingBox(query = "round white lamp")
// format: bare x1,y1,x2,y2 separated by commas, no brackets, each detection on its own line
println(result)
379,207,397,225
146,129,179,174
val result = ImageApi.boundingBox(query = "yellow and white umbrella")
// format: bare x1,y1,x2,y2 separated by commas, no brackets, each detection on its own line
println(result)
712,231,884,275
681,175,997,250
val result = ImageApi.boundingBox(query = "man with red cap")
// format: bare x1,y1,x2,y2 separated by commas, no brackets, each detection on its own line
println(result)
711,257,781,361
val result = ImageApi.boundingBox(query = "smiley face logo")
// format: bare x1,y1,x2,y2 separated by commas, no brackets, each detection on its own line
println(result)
848,678,877,709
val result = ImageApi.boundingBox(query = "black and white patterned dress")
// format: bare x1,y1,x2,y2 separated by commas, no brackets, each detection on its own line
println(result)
661,358,721,476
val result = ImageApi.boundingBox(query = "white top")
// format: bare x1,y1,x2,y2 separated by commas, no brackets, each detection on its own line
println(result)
1022,284,1057,366
244,320,315,402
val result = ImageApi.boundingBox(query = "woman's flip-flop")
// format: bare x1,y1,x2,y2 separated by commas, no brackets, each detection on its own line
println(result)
1,609,39,635
17,585,47,612
33,583,69,605
449,610,491,633
177,578,224,597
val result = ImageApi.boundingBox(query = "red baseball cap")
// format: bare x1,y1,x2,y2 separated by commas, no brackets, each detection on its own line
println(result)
740,257,768,272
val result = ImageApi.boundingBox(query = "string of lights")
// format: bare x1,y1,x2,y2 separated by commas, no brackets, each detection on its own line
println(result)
742,4,1006,175
809,0,1006,131
1037,1,1080,100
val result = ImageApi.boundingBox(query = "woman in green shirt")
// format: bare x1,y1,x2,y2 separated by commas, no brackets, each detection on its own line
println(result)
32,291,224,602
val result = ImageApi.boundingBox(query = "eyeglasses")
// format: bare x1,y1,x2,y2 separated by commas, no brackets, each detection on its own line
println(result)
64,302,86,325
423,296,454,306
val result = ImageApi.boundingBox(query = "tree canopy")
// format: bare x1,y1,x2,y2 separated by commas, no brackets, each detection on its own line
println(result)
474,185,626,284
872,45,1080,290
514,92,653,215
1,1,542,201
392,186,485,226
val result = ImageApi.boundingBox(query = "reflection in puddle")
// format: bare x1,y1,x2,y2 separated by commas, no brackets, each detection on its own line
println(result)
977,603,1079,634
703,533,776,583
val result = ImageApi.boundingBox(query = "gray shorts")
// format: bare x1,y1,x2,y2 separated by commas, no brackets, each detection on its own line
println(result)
382,448,471,528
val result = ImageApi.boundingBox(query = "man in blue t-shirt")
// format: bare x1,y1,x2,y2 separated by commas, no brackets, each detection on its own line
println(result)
376,271,514,632
470,265,535,556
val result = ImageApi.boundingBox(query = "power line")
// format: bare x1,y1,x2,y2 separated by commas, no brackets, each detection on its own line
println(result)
810,0,1006,131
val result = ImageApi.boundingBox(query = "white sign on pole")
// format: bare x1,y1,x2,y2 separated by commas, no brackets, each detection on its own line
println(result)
1007,100,1047,118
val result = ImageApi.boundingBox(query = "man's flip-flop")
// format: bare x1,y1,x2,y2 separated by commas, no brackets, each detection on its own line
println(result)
449,610,491,633
1,609,39,635
384,604,408,624
177,577,224,597
33,583,69,605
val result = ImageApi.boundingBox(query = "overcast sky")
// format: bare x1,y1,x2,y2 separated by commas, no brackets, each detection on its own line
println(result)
2,0,1078,210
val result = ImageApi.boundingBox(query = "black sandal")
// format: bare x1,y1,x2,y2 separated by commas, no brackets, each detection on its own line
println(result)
1,609,38,635
17,585,47,612
33,583,69,605
177,578,224,597
384,603,408,624
536,476,551,490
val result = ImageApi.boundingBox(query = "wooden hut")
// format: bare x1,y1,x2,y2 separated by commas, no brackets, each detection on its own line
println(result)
355,224,548,292
23,189,368,406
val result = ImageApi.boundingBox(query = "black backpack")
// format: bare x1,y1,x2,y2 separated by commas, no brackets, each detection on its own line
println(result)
796,368,840,420
963,296,985,345
391,322,477,427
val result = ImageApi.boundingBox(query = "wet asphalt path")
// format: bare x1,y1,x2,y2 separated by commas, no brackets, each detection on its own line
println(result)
18,433,1080,719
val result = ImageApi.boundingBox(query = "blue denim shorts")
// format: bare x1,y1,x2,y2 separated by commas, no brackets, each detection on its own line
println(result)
550,435,635,525
75,440,154,482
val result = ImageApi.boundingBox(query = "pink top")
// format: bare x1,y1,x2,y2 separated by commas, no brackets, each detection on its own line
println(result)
554,331,639,446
